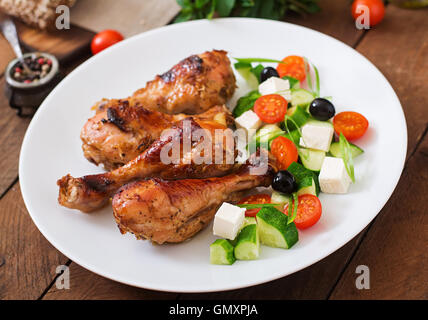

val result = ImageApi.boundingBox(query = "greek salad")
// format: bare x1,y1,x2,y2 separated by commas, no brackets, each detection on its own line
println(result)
210,55,369,265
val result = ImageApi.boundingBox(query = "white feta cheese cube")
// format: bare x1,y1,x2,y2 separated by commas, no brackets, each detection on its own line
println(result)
299,122,334,152
234,110,262,139
258,77,291,100
213,203,245,240
319,157,351,194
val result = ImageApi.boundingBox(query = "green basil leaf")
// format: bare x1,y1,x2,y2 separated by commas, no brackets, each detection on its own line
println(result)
250,64,264,82
233,90,261,117
282,76,299,88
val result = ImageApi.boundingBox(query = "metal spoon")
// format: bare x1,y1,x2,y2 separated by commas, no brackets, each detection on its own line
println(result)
0,14,35,77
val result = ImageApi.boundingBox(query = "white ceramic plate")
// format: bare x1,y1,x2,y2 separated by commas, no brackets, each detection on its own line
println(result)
19,18,407,292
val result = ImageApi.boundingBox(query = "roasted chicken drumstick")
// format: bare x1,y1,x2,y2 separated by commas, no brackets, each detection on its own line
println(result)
130,50,236,114
82,104,233,170
58,118,238,213
112,153,275,244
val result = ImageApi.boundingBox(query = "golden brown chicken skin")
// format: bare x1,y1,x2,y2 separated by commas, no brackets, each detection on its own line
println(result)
112,156,275,244
58,118,238,213
81,102,233,170
132,50,236,114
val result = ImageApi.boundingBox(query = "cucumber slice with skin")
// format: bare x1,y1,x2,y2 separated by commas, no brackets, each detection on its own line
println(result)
249,124,283,151
285,106,309,130
230,217,257,246
299,148,326,172
271,191,291,206
287,162,320,196
329,142,364,158
210,239,236,265
297,178,317,196
235,66,259,90
234,224,260,260
291,89,315,109
256,207,298,249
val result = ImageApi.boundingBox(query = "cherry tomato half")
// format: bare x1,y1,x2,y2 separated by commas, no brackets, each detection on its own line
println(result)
253,94,288,124
351,0,385,27
284,194,322,229
333,111,369,141
276,55,306,82
91,30,124,55
238,194,271,217
270,136,298,170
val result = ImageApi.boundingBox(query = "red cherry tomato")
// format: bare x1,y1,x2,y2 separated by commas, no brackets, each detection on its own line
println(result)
91,30,124,55
333,111,369,141
284,194,322,229
238,194,271,217
351,0,385,27
270,136,298,170
276,55,306,82
253,94,288,124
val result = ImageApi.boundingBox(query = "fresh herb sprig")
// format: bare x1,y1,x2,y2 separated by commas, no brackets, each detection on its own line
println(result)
287,192,299,225
339,133,356,183
174,0,320,23
237,203,278,209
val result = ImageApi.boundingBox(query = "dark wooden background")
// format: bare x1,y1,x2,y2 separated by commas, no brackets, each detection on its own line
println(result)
0,0,426,300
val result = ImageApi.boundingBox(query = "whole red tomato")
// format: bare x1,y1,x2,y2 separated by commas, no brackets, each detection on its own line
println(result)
91,30,124,55
351,0,385,27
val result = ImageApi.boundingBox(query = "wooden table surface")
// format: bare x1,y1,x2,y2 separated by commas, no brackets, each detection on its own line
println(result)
0,0,427,300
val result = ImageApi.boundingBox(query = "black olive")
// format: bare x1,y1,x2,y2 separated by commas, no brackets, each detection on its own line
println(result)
272,170,298,194
260,67,279,83
309,98,336,121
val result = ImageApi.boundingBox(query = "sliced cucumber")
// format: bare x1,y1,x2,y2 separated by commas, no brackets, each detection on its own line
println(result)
256,207,298,249
243,216,257,227
271,190,291,206
287,162,319,196
283,129,301,146
329,142,364,158
291,89,315,109
230,217,257,246
234,224,260,260
299,148,326,172
305,119,334,128
285,106,309,130
210,239,236,265
235,65,259,90
297,178,317,196
249,124,283,151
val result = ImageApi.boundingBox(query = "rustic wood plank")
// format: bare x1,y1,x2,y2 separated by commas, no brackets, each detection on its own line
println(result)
0,35,16,77
353,5,428,156
16,20,94,63
0,182,68,300
284,0,364,47
0,76,31,197
330,133,428,300
43,263,178,300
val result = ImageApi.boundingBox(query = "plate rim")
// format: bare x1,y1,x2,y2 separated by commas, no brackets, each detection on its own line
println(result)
18,17,408,293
